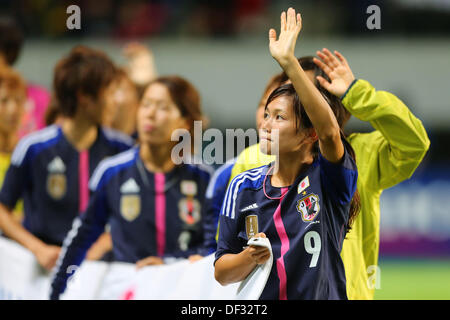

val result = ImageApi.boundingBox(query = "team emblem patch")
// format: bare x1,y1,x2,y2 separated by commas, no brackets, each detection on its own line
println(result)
120,179,141,221
245,215,259,239
47,173,67,200
178,198,201,225
46,157,67,200
120,194,141,222
296,193,320,222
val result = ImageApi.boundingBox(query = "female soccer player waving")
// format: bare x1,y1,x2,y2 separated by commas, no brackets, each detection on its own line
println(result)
214,8,359,300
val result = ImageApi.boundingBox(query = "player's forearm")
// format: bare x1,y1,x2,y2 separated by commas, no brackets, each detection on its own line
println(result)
281,57,340,139
280,56,343,161
343,79,430,156
0,203,45,255
214,251,257,286
50,217,102,299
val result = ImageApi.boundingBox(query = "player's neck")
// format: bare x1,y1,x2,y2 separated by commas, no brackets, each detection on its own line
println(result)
0,130,17,153
117,110,137,136
61,115,98,152
272,150,314,187
140,142,175,173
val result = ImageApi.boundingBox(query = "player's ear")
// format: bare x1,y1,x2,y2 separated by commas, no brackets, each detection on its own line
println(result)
305,128,318,143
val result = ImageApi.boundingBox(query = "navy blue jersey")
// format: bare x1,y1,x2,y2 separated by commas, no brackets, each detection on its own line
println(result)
0,125,134,245
50,147,213,299
215,144,357,300
203,158,236,255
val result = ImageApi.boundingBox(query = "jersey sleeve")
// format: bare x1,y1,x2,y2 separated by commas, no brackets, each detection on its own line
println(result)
202,160,235,255
0,145,31,209
341,79,430,190
214,175,245,265
319,139,358,206
49,169,111,300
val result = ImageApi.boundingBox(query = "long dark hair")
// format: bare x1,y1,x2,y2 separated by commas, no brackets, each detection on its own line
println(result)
265,83,360,233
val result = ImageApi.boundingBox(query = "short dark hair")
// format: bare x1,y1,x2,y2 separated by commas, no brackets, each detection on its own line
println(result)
0,16,24,66
53,45,117,117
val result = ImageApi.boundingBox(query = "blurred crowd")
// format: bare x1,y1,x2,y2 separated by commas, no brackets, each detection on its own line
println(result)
1,0,450,39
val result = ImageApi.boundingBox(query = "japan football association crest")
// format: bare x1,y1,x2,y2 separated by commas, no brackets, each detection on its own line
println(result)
178,198,201,225
296,193,320,222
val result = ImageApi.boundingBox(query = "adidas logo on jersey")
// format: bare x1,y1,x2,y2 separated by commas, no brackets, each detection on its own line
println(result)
240,203,259,212
47,157,66,173
120,178,140,193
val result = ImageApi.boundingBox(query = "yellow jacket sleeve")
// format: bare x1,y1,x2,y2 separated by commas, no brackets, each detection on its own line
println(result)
229,143,275,183
342,79,430,190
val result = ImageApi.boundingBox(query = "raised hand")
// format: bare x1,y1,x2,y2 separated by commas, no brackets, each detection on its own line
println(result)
313,48,355,98
123,42,157,86
269,8,302,67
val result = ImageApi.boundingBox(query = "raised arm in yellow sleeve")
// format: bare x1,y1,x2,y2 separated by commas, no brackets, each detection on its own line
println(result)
342,79,430,190
314,48,430,300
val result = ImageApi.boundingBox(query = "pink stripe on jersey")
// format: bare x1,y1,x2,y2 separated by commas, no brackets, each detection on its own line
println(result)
79,151,89,213
273,187,289,300
154,173,166,257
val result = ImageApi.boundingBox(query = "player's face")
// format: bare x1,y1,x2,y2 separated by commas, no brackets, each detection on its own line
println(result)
137,83,188,146
256,70,315,130
256,84,278,130
100,80,120,127
0,85,25,135
259,95,312,156
78,84,113,126
110,77,139,131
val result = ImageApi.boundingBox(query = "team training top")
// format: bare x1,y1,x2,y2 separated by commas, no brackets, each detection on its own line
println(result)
0,125,134,245
50,147,213,299
215,142,358,300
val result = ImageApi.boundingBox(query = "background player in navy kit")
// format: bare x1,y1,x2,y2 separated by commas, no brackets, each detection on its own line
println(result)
49,75,213,299
0,46,133,271
214,8,359,299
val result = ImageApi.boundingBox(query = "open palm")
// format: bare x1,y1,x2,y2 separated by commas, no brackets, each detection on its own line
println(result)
313,48,355,97
269,8,302,66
